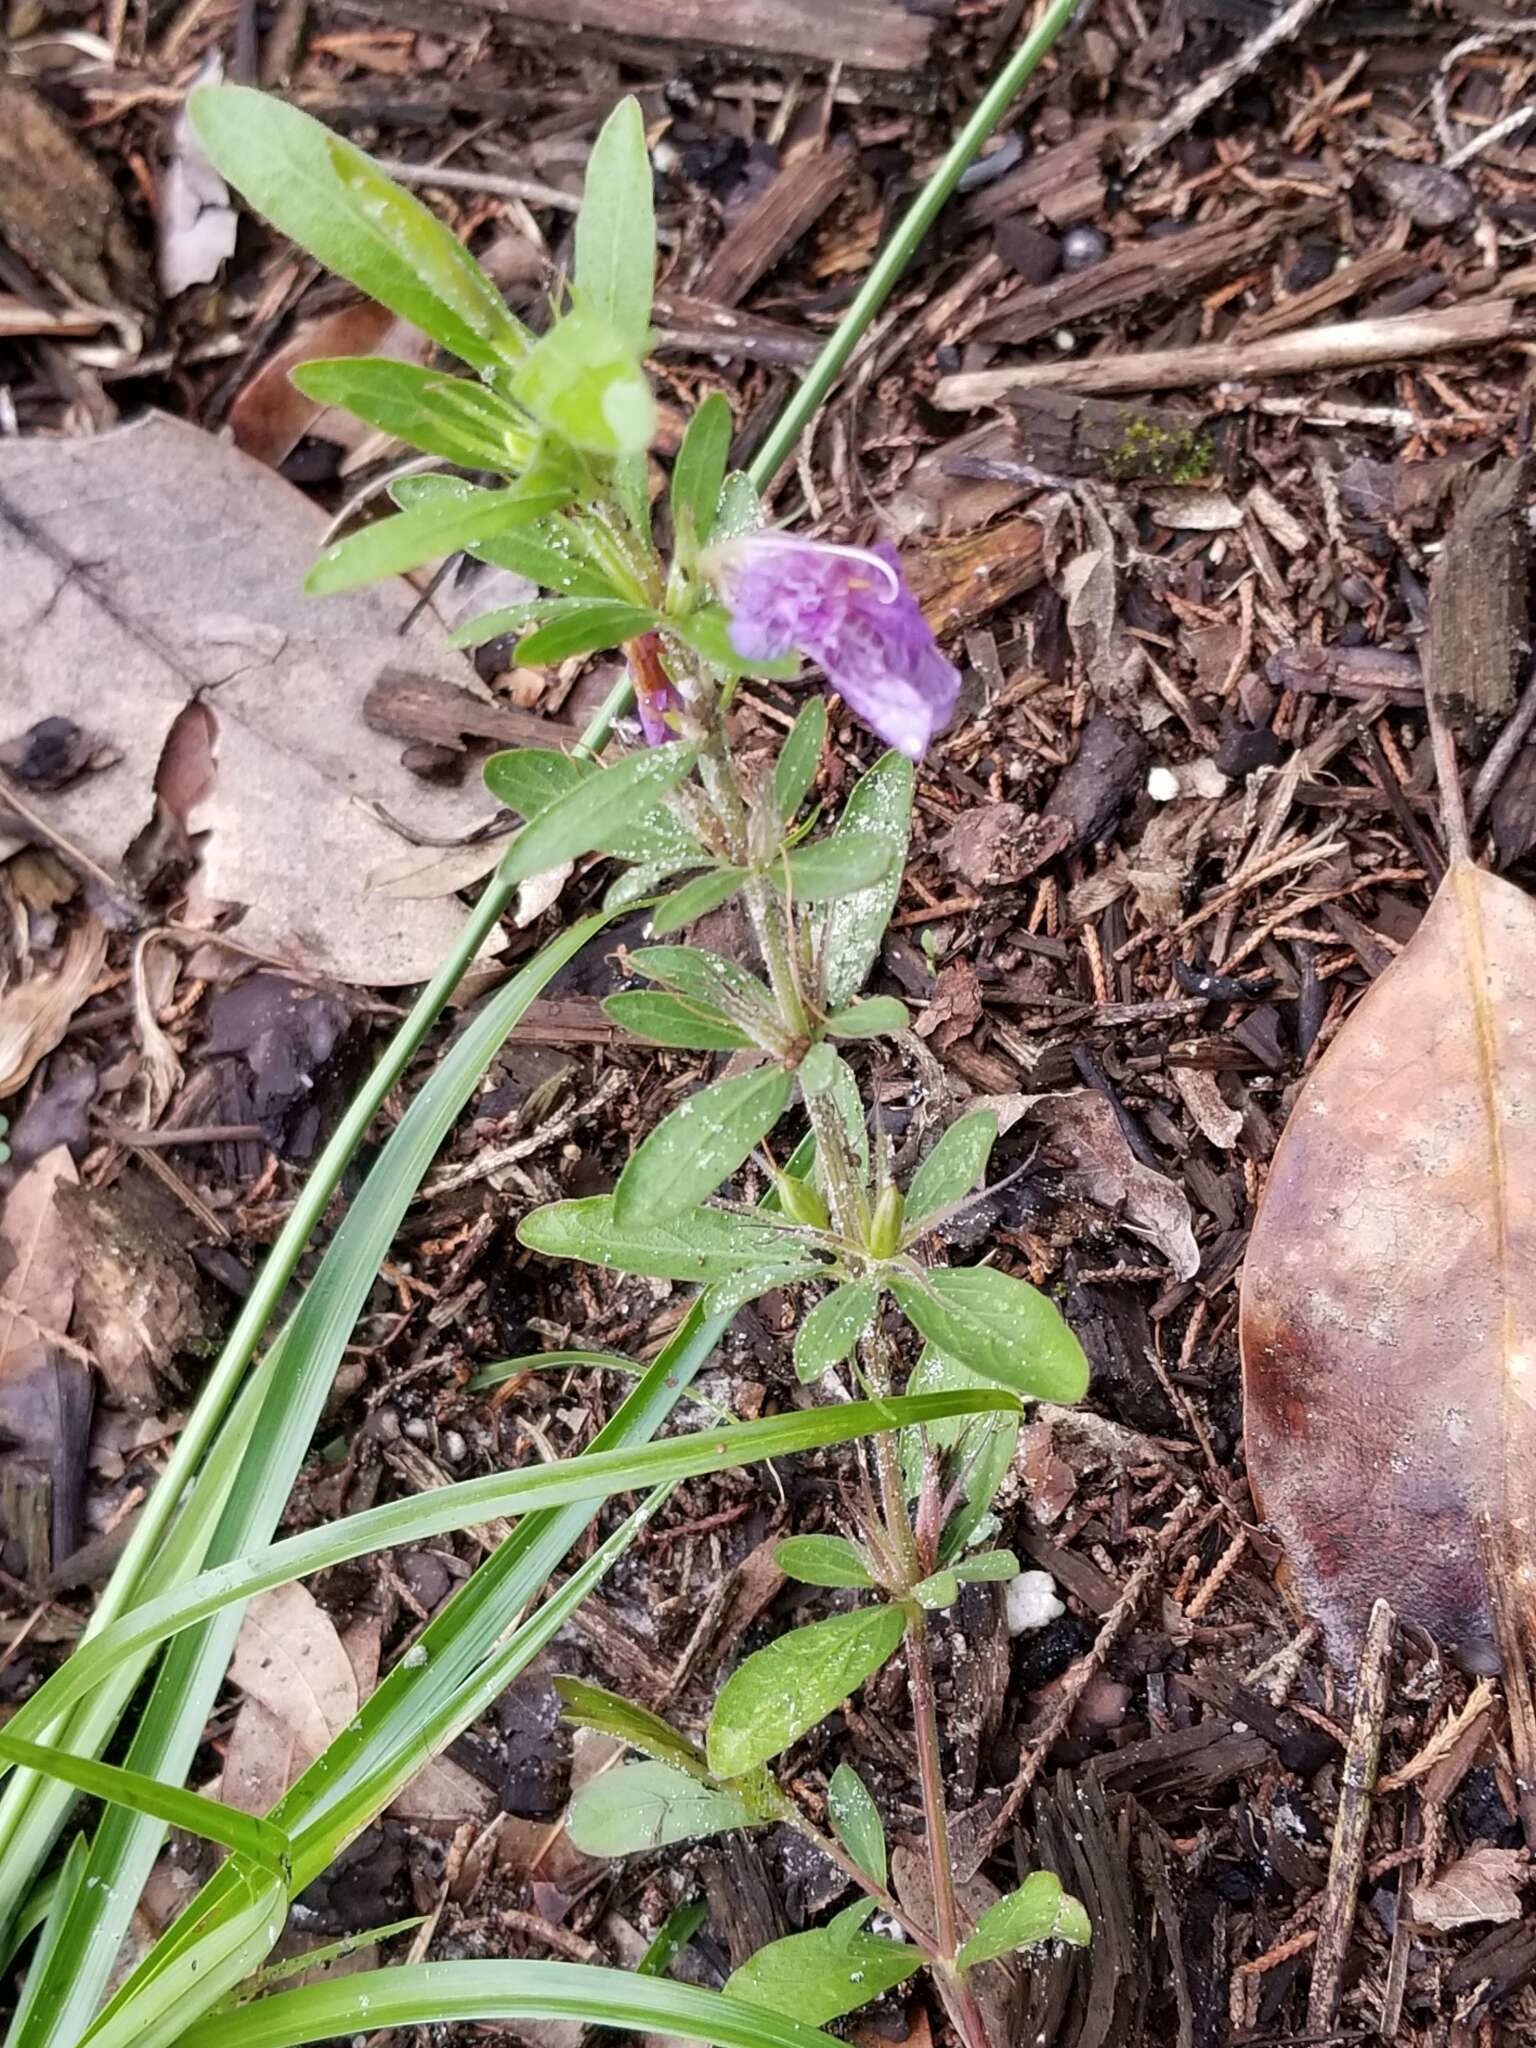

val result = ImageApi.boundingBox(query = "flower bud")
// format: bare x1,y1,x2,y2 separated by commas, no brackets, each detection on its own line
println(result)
867,1183,905,1259
775,1172,829,1231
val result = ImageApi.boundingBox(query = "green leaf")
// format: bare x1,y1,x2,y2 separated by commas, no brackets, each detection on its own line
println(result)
567,1760,752,1858
188,87,528,375
827,1763,886,1888
889,1266,1089,1404
785,832,896,903
818,752,914,1009
482,747,695,866
495,742,696,887
772,699,827,824
289,359,530,470
796,1042,838,1098
519,1196,805,1281
667,605,800,681
701,1263,823,1319
774,1536,873,1589
306,473,570,595
904,1110,998,1231
0,1395,1017,1753
898,1347,1019,1506
0,1733,290,1881
629,945,775,1020
725,1913,917,2026
912,1571,959,1609
713,471,762,544
672,392,733,553
612,1064,792,1226
604,991,754,1051
707,1606,905,1778
574,96,655,353
793,1281,877,1382
168,1961,852,2048
513,598,660,666
552,1678,707,1778
649,866,747,936
512,305,654,456
824,997,909,1039
467,1348,637,1390
395,479,621,596
957,1871,1092,1971
953,1548,1019,1582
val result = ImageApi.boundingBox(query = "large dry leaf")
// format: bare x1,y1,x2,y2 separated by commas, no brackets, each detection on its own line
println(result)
1241,859,1536,1674
0,413,507,983
228,1584,359,1754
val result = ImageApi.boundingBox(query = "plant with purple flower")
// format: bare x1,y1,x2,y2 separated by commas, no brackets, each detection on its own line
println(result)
710,533,960,761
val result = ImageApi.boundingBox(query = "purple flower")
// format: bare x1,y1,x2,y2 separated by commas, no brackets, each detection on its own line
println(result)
712,534,960,760
627,630,685,746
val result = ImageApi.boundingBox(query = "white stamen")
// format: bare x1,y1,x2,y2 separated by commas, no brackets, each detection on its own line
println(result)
714,530,902,601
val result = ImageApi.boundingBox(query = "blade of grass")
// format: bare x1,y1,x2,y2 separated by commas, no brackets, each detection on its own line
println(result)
0,1737,291,1879
169,1962,847,2048
6,1391,1012,1752
6,915,609,2048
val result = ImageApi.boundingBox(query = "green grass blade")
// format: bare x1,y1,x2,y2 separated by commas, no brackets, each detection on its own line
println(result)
173,1962,845,2048
0,1737,290,1878
5,1391,1012,1753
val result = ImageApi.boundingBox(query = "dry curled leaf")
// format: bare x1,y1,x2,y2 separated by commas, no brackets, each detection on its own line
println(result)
1410,1846,1527,1930
0,916,107,1100
1242,859,1536,1674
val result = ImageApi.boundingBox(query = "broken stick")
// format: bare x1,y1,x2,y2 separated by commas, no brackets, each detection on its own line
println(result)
1306,1598,1394,2034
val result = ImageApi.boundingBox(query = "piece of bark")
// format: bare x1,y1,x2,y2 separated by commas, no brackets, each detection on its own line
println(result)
1266,644,1423,704
1007,390,1212,481
974,202,1328,346
1234,223,1413,342
959,123,1120,232
477,0,934,69
1364,157,1473,230
696,144,855,306
364,670,576,751
0,80,152,310
1046,714,1149,849
936,803,1070,887
1307,1601,1394,2032
933,299,1533,405
1428,455,1531,721
904,515,1045,637
651,290,819,366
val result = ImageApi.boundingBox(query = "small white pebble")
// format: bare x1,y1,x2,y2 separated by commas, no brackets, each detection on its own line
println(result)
403,1417,430,1443
1147,765,1181,802
441,1429,467,1464
1005,1569,1065,1636
1053,328,1076,353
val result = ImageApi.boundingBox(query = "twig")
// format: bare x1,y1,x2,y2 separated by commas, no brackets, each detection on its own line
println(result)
1306,1598,1395,2034
955,1487,1203,1878
1125,0,1332,171
1469,665,1536,828
1424,675,1472,864
1482,1515,1536,1849
932,299,1533,407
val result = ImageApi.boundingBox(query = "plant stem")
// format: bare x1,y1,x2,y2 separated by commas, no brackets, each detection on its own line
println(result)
773,1800,939,1963
907,1606,992,2048
744,0,1085,493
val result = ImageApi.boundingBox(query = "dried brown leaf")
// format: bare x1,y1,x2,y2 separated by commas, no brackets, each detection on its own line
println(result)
1241,859,1536,1672
0,917,107,1099
1410,1846,1527,1930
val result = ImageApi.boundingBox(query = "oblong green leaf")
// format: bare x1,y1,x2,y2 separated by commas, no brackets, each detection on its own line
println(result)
629,945,774,1017
888,1266,1088,1404
952,1548,1019,1583
707,1605,905,1779
482,747,695,867
772,699,827,824
497,742,696,888
188,87,528,374
575,96,655,354
785,832,896,903
568,1761,749,1857
519,1195,804,1280
827,1763,886,1888
957,1871,1091,1970
701,1263,823,1319
395,479,621,597
289,359,529,471
604,991,754,1051
307,475,569,595
817,752,913,1010
0,1394,1014,1754
913,1570,959,1609
170,1961,847,2048
0,1734,290,1880
612,1065,792,1225
649,866,746,936
725,1917,917,2028
671,391,732,553
773,1536,873,1590
823,997,909,1039
553,1679,707,1778
515,598,660,667
468,1348,637,1390
904,1110,998,1231
793,1282,877,1383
